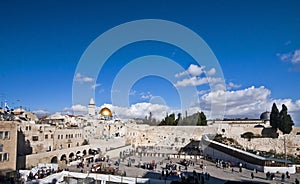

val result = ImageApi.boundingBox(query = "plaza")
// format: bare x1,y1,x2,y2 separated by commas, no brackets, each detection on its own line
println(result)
23,155,300,184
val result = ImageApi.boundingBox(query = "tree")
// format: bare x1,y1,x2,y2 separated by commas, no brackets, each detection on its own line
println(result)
159,113,176,126
278,104,294,134
175,113,181,125
168,113,176,125
159,111,207,126
149,112,152,122
196,112,207,126
270,103,279,130
196,112,201,126
270,103,294,135
200,112,207,126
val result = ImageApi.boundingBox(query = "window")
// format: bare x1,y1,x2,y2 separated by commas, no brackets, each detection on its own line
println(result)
0,131,3,139
58,135,60,139
45,134,48,139
0,154,2,162
0,144,3,152
66,134,68,139
4,131,10,140
61,135,63,139
32,136,39,141
51,134,54,139
4,153,9,161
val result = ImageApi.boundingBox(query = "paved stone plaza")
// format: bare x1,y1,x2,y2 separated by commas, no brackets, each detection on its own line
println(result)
65,155,300,184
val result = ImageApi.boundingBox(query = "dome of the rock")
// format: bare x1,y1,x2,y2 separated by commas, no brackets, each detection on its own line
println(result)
99,107,112,117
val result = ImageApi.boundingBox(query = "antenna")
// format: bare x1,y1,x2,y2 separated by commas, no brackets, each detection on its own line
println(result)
0,93,5,109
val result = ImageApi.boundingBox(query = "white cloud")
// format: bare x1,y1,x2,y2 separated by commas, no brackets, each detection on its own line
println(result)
91,83,101,89
175,64,216,77
102,103,170,121
285,40,291,46
175,64,206,77
277,49,300,64
61,104,88,115
292,50,300,64
129,89,137,96
58,86,300,125
198,86,300,124
227,82,241,89
206,68,216,76
197,90,209,95
175,76,223,87
200,86,271,116
277,52,292,61
33,109,50,117
175,64,220,88
140,92,153,99
74,73,94,83
59,102,175,121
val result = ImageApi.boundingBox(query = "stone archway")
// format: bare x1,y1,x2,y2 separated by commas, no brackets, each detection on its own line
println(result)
51,156,58,163
60,154,67,161
69,152,75,161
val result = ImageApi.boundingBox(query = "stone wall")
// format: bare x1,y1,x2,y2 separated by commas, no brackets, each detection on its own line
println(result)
126,124,219,148
224,126,300,155
126,123,300,156
0,121,18,176
17,145,92,169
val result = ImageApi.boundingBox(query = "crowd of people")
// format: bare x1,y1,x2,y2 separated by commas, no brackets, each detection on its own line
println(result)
26,167,62,181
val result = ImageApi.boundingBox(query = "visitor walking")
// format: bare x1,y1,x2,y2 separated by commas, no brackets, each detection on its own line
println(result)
281,173,285,182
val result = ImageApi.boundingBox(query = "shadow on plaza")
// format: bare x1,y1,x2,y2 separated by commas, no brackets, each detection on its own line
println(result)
142,170,270,184
18,173,270,184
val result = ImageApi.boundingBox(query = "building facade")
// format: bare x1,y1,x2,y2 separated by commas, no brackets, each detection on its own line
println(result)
0,121,18,176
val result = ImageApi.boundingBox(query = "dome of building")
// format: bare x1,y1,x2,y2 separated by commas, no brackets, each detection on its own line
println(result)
260,111,270,120
99,107,112,117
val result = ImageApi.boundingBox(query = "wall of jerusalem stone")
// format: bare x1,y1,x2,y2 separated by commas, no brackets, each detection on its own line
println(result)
125,123,300,156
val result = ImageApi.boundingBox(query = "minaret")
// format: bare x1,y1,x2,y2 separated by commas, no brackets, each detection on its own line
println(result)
88,98,96,116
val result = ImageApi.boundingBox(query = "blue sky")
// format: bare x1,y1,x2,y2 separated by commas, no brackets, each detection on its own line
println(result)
1,0,300,123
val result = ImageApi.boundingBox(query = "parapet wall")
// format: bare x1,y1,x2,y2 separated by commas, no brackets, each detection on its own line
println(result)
17,145,92,169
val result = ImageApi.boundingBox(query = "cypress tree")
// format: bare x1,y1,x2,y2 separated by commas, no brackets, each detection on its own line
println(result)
270,103,279,130
279,104,294,134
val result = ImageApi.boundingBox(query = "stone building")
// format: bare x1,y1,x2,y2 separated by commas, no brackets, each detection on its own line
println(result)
0,121,18,176
17,122,85,154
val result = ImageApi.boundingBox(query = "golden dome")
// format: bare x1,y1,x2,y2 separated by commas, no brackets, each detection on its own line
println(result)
99,107,112,117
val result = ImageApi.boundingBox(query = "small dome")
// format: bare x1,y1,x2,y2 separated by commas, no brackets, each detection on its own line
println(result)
260,111,270,120
99,107,112,117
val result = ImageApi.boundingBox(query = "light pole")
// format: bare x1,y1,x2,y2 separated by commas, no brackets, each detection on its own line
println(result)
284,135,287,164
